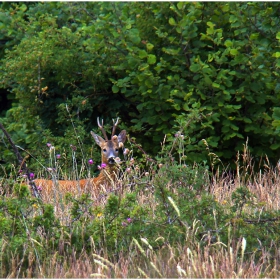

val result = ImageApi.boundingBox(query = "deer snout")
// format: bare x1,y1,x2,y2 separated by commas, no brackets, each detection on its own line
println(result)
108,157,115,164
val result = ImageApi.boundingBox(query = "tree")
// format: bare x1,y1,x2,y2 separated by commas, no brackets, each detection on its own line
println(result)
1,2,280,170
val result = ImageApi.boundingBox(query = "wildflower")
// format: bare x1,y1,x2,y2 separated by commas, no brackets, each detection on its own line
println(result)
158,163,163,168
121,222,127,227
145,172,149,177
127,217,132,223
175,132,184,139
115,157,121,164
97,213,102,218
32,203,39,209
56,154,61,159
70,144,77,151
88,159,94,165
129,158,135,165
126,167,131,173
123,148,129,155
98,163,107,170
47,143,52,147
29,173,35,179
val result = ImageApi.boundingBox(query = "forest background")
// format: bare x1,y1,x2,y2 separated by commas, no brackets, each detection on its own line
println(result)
1,2,280,172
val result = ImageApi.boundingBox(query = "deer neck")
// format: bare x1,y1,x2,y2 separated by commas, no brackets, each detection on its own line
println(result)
100,164,118,178
94,164,118,187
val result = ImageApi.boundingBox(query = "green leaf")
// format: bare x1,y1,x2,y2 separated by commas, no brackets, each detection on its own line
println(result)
189,64,201,73
250,33,259,40
139,50,148,59
147,54,156,64
230,49,238,55
206,21,215,35
182,103,189,111
128,28,141,44
207,21,215,29
112,85,119,93
177,2,185,10
146,43,154,51
224,40,233,47
270,143,280,150
169,17,176,26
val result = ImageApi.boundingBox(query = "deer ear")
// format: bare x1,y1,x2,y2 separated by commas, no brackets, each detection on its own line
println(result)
118,130,126,144
91,131,105,147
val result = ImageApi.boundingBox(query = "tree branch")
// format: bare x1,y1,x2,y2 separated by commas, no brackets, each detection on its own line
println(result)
0,123,41,199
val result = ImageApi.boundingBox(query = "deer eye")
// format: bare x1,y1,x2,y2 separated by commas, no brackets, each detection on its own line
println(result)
115,148,119,152
103,149,107,152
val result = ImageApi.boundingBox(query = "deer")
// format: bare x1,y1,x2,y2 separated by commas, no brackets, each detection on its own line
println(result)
33,118,126,200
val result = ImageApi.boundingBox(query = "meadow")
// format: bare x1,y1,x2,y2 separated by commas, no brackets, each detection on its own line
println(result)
0,131,280,278
1,2,280,277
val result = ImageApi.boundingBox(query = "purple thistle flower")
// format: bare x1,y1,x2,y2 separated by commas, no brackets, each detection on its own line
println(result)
127,218,132,223
88,159,94,165
98,163,107,170
47,143,52,147
70,144,77,151
30,173,35,179
56,154,61,159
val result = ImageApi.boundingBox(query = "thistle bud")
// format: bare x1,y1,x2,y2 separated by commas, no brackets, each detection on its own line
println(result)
123,148,129,155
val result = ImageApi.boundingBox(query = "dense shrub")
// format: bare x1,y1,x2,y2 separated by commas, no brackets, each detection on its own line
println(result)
1,2,280,170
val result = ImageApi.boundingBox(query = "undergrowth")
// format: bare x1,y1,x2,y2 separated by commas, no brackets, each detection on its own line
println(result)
0,116,280,278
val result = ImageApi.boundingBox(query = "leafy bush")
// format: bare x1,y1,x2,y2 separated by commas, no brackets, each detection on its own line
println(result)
1,2,280,168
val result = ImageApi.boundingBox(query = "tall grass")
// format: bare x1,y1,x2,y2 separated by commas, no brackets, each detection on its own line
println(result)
1,126,280,278
1,233,278,278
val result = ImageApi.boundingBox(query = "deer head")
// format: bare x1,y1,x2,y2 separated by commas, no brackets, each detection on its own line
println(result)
90,118,126,166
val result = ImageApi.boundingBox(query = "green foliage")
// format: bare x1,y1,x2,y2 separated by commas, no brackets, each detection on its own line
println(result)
0,125,280,277
231,186,255,214
230,186,280,255
1,1,280,172
0,183,60,277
